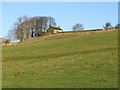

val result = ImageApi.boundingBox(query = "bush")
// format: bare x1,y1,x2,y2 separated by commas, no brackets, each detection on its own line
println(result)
2,39,10,44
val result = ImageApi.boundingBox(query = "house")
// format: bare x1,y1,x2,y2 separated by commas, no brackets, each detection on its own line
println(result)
46,26,63,34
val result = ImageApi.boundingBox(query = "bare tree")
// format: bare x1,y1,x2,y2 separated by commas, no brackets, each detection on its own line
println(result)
9,16,57,42
14,16,24,42
72,23,84,31
47,16,56,27
31,16,56,36
13,16,30,42
6,29,15,42
23,16,31,39
103,22,112,30
30,17,36,37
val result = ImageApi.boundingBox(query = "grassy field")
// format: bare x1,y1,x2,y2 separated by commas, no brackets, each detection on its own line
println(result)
2,30,118,88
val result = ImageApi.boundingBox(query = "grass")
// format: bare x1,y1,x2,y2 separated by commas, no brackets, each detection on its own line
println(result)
2,30,118,88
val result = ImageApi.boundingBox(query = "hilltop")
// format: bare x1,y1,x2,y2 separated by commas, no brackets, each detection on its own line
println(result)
3,28,118,46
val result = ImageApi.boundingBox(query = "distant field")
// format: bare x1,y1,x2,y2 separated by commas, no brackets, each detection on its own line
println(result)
2,30,118,88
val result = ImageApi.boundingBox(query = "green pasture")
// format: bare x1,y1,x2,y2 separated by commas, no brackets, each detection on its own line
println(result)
2,31,118,88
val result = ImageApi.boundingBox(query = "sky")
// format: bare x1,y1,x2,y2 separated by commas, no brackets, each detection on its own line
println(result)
1,2,118,37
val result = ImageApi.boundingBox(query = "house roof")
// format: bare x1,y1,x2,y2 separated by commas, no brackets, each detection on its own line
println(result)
50,26,62,30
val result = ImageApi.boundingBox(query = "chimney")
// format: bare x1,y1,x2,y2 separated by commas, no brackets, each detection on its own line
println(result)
58,26,60,28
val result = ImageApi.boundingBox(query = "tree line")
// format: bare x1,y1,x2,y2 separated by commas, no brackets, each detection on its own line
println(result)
7,16,56,42
72,22,120,31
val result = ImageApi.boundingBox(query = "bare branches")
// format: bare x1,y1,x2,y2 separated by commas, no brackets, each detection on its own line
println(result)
72,23,84,31
103,22,112,30
10,16,57,42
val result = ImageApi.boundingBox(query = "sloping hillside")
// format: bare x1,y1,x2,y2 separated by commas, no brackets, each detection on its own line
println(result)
21,29,116,44
2,30,118,88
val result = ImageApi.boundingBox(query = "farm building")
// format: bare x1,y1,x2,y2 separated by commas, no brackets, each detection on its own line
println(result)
46,26,63,34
